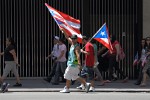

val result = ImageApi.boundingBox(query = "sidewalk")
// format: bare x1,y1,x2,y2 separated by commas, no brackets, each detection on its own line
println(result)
5,78,150,92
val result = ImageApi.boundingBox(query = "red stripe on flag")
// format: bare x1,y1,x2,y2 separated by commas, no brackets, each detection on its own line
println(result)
45,3,82,43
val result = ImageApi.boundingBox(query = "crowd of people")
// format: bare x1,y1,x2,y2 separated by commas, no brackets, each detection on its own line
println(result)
44,28,128,93
0,34,150,93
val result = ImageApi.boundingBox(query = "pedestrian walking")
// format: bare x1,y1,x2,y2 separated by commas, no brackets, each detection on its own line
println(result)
44,36,60,83
59,29,90,93
134,38,147,85
140,37,150,86
79,36,96,92
102,35,128,82
51,38,67,85
0,37,22,87
91,40,105,85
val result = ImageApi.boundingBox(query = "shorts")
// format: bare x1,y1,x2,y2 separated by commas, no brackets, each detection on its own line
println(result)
64,66,80,80
3,61,19,78
80,66,88,78
81,66,94,80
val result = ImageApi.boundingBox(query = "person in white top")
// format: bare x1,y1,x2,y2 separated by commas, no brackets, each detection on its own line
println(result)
50,36,60,60
44,36,60,83
134,38,147,85
140,37,150,86
52,38,67,85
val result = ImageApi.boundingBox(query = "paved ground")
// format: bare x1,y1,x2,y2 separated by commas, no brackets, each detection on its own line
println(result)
3,78,150,92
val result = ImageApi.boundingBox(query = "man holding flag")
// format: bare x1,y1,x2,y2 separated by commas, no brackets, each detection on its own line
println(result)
77,23,112,89
59,29,91,93
79,36,96,92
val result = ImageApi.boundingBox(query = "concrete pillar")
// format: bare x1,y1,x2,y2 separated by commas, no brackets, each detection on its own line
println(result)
143,0,150,38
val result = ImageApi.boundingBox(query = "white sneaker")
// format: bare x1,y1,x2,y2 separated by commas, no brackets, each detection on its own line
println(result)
89,86,95,92
60,86,70,93
85,83,91,93
76,84,85,90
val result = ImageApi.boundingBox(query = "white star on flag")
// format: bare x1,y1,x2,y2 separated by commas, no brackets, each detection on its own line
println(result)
101,31,105,36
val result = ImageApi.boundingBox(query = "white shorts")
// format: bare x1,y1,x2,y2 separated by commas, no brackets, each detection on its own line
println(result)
64,66,80,80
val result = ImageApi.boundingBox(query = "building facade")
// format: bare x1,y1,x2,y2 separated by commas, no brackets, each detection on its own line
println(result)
0,0,142,78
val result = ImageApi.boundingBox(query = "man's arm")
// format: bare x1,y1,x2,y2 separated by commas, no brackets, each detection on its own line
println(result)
61,29,72,44
80,49,89,55
9,49,20,66
46,53,52,59
46,45,56,59
98,46,106,55
46,50,54,59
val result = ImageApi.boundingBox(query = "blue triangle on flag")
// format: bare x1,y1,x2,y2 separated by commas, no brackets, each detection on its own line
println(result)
94,24,108,39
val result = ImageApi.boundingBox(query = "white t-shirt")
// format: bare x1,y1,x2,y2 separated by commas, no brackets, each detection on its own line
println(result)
140,48,146,61
51,44,59,59
57,44,67,62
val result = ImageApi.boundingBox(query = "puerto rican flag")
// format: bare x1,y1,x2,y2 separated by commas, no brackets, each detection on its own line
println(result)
45,3,82,43
92,23,113,52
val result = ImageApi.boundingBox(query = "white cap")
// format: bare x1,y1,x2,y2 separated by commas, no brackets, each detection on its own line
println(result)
54,36,60,40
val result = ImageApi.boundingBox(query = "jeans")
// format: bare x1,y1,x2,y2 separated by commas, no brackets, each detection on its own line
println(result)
47,62,57,79
53,61,66,83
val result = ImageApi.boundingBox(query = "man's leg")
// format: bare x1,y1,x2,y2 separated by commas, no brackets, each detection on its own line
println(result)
44,62,57,82
135,65,143,85
52,62,60,85
60,62,67,82
93,67,105,85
